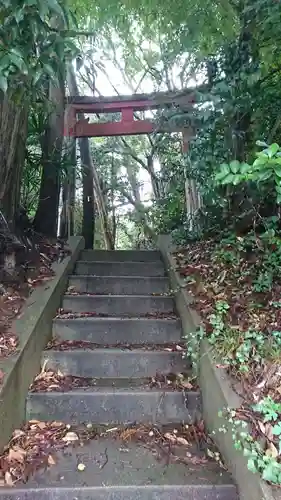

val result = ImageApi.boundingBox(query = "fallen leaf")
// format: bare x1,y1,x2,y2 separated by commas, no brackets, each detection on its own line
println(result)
258,421,266,434
175,345,183,351
181,381,193,389
4,471,14,487
12,429,25,439
164,432,177,443
37,422,47,430
77,463,86,471
266,443,278,458
51,421,65,428
48,455,56,466
8,448,26,463
206,448,215,459
176,437,189,446
62,432,79,442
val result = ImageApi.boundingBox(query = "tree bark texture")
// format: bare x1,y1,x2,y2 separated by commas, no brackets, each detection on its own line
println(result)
34,75,65,237
59,137,76,238
0,93,28,225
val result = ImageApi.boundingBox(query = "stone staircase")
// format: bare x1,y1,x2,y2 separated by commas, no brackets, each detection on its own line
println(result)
3,250,238,499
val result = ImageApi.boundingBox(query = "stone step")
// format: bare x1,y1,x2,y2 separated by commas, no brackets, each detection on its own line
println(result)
74,261,165,277
1,438,237,499
80,249,162,262
53,317,183,344
67,275,170,295
62,295,175,316
26,388,201,424
0,485,237,500
42,349,188,378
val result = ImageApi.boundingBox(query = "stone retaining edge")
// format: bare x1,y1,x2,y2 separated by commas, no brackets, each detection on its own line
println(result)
157,234,276,500
0,236,84,451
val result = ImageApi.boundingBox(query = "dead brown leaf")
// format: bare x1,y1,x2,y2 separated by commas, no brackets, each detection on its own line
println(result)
7,447,26,463
266,442,278,458
4,471,14,487
47,455,56,466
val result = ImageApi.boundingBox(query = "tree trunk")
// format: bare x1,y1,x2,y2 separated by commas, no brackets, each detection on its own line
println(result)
110,157,117,249
59,138,76,238
0,93,28,225
67,63,114,250
80,138,95,249
34,72,65,237
147,154,162,200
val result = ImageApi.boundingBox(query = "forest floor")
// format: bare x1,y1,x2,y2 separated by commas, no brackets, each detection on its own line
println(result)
0,237,70,378
174,232,281,483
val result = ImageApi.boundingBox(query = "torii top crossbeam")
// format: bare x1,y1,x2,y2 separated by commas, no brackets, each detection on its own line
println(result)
64,89,200,150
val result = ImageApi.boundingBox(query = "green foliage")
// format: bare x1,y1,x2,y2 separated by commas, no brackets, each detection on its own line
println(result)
215,143,281,205
219,398,281,484
0,0,78,95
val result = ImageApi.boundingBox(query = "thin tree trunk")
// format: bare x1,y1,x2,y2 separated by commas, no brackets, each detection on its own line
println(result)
34,74,65,236
59,138,76,238
67,63,114,250
80,137,95,248
0,93,28,225
110,155,116,249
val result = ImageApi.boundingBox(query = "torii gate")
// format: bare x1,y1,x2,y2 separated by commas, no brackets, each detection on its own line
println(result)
64,90,197,151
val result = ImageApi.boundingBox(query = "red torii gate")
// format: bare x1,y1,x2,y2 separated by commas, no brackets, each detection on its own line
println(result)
64,90,197,151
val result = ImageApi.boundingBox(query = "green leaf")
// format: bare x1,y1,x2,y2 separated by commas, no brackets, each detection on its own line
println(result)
232,174,243,185
220,163,230,175
256,170,272,181
274,166,281,178
215,163,231,182
247,458,257,473
253,157,268,168
14,9,24,23
46,0,65,18
215,170,228,181
8,48,24,70
240,162,250,174
262,463,279,483
38,2,49,20
256,140,268,148
221,173,235,185
277,194,281,205
267,143,280,158
229,160,240,174
0,75,8,93
272,423,281,435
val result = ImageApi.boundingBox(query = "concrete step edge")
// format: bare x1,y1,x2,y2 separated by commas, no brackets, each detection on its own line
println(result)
43,348,184,355
76,259,164,267
53,317,181,323
28,389,200,395
63,294,173,299
42,349,189,377
0,484,238,498
68,275,169,281
26,390,201,424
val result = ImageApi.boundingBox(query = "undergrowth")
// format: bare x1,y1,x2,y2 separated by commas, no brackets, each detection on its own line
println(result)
177,225,281,484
